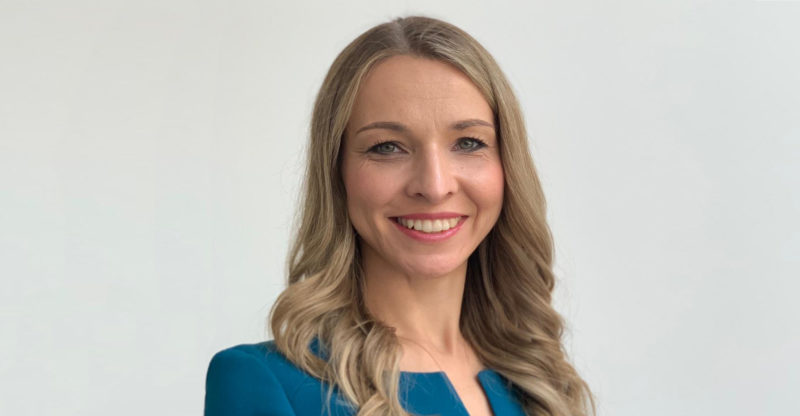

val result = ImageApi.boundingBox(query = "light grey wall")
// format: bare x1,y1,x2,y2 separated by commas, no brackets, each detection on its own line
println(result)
1,0,798,414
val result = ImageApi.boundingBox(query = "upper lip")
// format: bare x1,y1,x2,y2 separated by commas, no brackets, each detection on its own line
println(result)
391,212,466,220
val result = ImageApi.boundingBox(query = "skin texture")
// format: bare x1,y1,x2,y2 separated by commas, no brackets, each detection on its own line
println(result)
341,55,503,416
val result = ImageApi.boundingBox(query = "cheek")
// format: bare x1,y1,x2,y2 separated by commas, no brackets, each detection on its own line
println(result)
490,163,505,203
342,162,402,219
470,161,505,212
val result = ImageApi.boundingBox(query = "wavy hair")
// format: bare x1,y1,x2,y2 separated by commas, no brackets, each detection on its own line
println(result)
269,15,596,416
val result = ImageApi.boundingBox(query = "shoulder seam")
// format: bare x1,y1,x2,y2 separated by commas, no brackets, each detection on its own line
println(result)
218,346,292,401
232,343,312,406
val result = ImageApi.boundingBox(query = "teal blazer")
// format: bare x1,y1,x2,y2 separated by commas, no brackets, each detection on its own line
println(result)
204,339,526,415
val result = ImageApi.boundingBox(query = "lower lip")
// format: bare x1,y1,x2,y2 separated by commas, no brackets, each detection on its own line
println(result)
390,217,466,242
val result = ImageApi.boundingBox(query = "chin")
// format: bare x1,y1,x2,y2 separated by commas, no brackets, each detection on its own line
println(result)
398,256,468,280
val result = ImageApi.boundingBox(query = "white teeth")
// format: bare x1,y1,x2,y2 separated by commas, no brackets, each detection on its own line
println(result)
396,217,462,233
422,221,432,232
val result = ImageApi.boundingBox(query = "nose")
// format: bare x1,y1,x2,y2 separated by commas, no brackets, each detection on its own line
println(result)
405,145,458,203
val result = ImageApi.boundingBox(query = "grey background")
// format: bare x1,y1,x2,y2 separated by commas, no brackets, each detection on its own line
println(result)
1,0,798,415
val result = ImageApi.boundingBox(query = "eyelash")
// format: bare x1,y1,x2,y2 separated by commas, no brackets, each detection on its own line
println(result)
367,137,488,155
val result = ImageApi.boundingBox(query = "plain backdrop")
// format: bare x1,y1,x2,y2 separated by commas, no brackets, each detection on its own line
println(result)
1,0,798,415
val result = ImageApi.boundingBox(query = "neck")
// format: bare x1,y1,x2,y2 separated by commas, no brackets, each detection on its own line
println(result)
361,245,469,355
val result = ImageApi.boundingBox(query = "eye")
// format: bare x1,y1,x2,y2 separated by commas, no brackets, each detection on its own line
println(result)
456,137,487,151
367,141,401,155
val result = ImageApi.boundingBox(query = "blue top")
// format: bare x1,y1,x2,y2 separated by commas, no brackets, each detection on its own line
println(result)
204,339,526,415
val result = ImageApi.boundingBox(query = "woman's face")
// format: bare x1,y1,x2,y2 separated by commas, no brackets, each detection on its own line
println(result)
341,55,504,280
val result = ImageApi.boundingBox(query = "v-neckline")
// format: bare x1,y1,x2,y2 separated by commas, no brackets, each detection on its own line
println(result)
400,368,499,416
308,337,513,415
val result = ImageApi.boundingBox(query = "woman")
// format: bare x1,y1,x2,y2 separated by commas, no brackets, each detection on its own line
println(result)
205,15,595,416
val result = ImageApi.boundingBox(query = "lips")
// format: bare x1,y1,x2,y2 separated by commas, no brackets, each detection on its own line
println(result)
394,216,461,232
389,215,467,242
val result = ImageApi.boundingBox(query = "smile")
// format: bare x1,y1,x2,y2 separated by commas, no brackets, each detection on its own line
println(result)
395,216,461,233
389,215,467,242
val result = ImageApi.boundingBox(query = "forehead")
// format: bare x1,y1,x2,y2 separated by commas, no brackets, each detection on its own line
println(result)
347,55,493,131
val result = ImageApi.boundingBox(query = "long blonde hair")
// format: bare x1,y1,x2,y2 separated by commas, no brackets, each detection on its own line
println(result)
269,15,596,416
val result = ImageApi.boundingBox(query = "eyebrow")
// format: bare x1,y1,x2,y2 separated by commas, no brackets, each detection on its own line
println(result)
354,118,495,135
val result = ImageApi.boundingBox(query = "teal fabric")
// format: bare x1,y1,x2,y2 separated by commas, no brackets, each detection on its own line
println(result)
205,339,526,415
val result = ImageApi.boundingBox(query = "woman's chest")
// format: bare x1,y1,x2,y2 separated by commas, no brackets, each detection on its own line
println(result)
448,374,495,416
284,368,525,415
395,370,525,416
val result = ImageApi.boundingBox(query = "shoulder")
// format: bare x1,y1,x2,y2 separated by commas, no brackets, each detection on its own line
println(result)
207,341,284,373
204,341,304,416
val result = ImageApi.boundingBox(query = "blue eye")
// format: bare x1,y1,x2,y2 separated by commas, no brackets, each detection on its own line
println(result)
457,137,487,151
368,141,400,154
